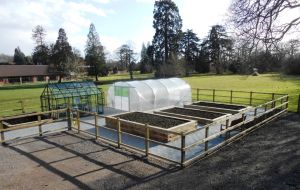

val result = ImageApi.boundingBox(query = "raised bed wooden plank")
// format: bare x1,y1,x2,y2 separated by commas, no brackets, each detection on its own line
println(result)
154,107,230,124
105,112,197,143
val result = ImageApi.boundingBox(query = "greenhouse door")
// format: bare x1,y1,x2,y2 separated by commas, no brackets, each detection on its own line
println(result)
114,86,129,111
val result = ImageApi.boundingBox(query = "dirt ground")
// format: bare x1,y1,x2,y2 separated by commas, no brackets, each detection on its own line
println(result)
0,113,299,190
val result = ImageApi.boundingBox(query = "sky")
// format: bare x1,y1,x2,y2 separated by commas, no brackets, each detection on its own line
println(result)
0,0,232,59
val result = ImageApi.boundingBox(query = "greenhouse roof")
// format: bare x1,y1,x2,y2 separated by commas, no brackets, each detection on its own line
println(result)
42,82,101,99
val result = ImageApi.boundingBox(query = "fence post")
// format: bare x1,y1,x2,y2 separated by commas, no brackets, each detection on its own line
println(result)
250,91,253,106
272,93,275,108
76,110,80,133
197,89,199,101
298,95,300,113
230,90,233,104
0,118,5,145
67,107,72,131
117,118,121,148
264,104,268,112
144,124,149,157
254,107,257,117
213,89,216,102
94,112,98,140
38,115,42,137
225,118,229,139
205,126,209,151
286,96,289,110
181,134,186,167
20,100,25,113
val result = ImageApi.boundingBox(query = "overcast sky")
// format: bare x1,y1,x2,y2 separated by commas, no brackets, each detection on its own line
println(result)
0,0,232,58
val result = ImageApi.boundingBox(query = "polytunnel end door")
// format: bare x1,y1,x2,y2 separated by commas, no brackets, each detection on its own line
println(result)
114,86,130,111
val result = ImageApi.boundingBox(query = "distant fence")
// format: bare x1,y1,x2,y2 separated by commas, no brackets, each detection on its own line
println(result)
192,88,287,107
0,99,41,117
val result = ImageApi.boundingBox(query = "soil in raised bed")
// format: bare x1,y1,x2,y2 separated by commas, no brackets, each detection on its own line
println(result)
193,101,246,110
4,115,49,128
116,112,187,129
161,107,226,119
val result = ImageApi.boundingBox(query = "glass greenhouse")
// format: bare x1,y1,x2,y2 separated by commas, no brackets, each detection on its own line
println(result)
40,82,104,113
107,78,192,111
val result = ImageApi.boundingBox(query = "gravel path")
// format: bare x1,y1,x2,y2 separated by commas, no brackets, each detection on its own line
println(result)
0,113,299,190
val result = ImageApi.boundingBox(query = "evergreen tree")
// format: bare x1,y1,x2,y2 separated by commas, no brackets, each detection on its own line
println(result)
195,39,210,73
152,0,182,65
13,47,27,65
51,28,73,82
85,23,106,81
32,44,49,65
208,25,232,74
140,43,152,74
181,29,200,75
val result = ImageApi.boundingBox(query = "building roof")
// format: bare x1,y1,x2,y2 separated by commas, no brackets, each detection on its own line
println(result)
0,65,50,77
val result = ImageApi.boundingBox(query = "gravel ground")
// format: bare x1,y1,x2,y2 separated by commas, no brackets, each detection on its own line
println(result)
194,102,247,110
0,112,299,190
161,107,226,119
117,112,187,128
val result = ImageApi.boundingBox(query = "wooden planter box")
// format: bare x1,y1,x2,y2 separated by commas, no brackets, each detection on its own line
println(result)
105,112,197,143
154,107,230,125
2,114,53,130
185,101,250,126
186,101,249,113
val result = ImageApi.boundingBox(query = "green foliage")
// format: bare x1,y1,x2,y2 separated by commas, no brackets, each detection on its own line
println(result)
284,55,300,75
207,25,233,74
85,23,106,81
51,28,73,82
32,44,49,65
140,43,153,74
152,0,182,64
181,29,200,75
155,53,186,77
13,47,27,65
194,39,210,73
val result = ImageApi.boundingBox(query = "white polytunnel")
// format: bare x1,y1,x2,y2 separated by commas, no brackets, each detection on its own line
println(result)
107,78,192,111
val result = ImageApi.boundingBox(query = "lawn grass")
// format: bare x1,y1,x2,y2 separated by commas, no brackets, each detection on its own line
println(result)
183,73,300,112
0,73,299,116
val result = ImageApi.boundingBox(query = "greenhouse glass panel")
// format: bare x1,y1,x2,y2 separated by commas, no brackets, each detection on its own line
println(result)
40,82,104,114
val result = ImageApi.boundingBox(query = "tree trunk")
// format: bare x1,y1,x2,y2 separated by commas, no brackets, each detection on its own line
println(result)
58,75,62,83
95,74,98,81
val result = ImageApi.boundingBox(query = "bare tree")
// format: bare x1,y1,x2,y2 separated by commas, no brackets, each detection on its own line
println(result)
32,25,46,46
117,44,136,79
230,0,300,49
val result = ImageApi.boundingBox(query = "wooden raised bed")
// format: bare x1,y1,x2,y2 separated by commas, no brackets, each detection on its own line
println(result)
154,107,230,124
105,112,197,143
185,101,250,126
185,101,249,113
2,114,53,130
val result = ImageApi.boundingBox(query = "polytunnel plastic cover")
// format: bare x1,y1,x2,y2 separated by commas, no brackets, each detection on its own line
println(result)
107,78,192,111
